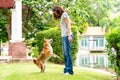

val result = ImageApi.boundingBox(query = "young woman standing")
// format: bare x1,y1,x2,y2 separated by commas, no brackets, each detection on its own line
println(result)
52,5,74,75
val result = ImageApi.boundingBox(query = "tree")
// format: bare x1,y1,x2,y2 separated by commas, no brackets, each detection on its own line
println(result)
105,4,120,77
64,0,92,33
88,0,115,28
22,0,92,39
109,16,120,28
22,0,59,39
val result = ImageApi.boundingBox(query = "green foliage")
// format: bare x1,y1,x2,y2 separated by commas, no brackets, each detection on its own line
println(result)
105,29,120,76
0,18,7,42
31,47,39,58
22,0,56,40
110,16,120,28
0,10,10,42
35,26,79,63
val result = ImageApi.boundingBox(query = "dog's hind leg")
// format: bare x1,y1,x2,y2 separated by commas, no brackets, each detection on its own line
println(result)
43,63,46,73
40,63,46,73
40,63,44,73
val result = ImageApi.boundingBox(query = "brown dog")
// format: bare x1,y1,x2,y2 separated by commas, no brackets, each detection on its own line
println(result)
33,39,60,73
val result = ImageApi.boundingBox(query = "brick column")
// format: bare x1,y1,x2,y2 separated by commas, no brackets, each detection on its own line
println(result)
9,42,26,58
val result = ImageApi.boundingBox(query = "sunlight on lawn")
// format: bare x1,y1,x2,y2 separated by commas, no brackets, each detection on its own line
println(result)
0,62,115,80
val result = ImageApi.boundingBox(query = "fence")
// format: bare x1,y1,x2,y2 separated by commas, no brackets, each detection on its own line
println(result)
76,53,110,68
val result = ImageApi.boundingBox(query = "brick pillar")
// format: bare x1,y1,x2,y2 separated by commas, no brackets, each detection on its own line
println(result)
9,42,26,58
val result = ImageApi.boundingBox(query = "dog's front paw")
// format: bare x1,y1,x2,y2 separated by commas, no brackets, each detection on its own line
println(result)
53,54,60,58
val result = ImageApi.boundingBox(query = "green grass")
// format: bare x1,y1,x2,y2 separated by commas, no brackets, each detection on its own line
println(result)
0,62,115,80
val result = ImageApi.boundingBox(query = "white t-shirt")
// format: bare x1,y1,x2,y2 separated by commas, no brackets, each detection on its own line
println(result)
60,12,72,37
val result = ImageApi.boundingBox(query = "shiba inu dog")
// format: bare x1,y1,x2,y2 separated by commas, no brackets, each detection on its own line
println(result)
33,39,60,73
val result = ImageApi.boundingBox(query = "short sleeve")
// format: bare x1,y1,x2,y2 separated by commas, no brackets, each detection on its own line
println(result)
63,12,69,19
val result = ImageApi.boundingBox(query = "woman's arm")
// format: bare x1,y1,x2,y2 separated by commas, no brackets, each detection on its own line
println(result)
64,18,73,42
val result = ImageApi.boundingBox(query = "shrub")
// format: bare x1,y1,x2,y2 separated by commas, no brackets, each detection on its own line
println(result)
105,29,120,76
35,26,79,63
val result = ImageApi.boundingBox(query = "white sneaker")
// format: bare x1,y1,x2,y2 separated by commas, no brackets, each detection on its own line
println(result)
64,72,71,75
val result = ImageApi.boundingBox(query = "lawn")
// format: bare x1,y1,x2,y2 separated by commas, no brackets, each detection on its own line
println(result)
0,62,115,80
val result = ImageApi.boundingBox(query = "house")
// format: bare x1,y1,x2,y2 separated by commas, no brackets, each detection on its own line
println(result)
80,27,106,51
76,27,109,68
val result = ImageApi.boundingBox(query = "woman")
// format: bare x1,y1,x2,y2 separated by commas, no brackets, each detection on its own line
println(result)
52,5,74,75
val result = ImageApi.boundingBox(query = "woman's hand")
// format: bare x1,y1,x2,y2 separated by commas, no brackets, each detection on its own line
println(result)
57,24,61,29
68,36,73,43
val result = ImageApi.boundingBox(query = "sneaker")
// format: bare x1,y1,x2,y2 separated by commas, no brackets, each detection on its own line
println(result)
64,72,72,75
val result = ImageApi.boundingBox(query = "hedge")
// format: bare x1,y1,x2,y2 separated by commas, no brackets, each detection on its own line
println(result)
35,26,79,63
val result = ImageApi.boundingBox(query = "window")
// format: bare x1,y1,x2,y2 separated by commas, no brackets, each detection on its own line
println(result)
99,38,104,47
81,37,89,48
93,37,104,48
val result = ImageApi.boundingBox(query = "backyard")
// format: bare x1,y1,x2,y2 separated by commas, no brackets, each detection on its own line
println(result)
0,62,115,80
0,1,120,80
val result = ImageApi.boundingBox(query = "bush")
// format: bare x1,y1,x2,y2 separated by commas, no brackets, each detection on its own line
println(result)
105,29,120,76
35,26,79,63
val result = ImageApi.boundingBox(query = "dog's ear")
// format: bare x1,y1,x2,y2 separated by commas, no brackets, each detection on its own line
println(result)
33,59,36,64
44,38,45,41
44,38,47,42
